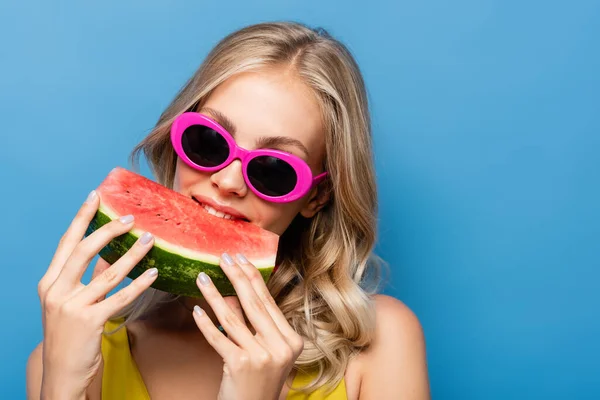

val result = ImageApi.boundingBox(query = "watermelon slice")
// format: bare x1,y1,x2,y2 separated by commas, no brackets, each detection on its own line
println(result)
84,167,279,298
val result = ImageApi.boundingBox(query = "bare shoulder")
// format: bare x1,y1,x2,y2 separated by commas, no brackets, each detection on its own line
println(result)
26,341,43,400
359,294,431,399
372,294,424,338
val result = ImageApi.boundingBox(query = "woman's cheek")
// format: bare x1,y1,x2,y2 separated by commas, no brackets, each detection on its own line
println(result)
259,208,300,236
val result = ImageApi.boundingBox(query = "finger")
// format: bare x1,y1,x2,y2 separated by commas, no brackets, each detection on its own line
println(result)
217,253,284,339
196,271,264,353
192,305,240,359
90,258,112,302
55,214,136,289
40,190,100,294
91,258,111,280
223,296,247,328
94,263,159,320
234,253,298,340
78,232,154,305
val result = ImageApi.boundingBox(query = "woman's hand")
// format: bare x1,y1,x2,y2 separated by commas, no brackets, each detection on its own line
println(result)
192,253,305,400
37,190,159,399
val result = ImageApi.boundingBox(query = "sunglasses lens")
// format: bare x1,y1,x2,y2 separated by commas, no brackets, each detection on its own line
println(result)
247,156,298,197
181,124,229,167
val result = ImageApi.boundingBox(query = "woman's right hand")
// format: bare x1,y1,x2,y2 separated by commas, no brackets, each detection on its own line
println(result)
37,189,158,399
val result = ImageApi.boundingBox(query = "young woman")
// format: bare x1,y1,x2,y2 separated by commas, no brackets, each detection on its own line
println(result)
27,22,430,399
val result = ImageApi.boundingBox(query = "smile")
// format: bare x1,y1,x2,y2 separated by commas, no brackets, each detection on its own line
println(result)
201,203,237,220
191,196,249,222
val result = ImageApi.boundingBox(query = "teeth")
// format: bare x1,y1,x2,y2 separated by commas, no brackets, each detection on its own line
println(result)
202,204,236,220
203,204,217,216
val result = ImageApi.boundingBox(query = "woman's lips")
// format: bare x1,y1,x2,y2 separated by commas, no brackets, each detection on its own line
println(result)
191,195,250,221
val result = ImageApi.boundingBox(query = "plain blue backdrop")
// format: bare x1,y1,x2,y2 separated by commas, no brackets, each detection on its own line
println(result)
1,0,598,398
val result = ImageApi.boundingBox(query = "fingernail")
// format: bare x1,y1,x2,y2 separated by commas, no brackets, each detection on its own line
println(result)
198,272,211,286
119,214,134,224
146,268,158,277
86,190,97,203
140,232,153,245
194,305,204,316
235,253,248,264
222,253,234,266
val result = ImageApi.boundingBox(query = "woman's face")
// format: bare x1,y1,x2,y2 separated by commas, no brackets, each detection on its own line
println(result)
173,67,327,236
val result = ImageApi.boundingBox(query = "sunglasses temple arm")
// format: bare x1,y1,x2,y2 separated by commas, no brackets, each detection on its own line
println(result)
313,172,328,185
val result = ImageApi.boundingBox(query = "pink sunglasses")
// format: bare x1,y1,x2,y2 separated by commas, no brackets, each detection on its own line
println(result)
171,112,328,203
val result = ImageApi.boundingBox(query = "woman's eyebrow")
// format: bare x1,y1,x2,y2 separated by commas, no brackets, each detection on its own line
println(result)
199,107,237,135
199,106,310,158
256,136,310,159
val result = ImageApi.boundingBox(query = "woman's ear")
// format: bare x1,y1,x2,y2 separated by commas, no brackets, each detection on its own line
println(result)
299,183,331,218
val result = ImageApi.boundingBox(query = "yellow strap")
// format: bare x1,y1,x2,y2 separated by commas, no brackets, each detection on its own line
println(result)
286,369,348,400
101,319,346,399
101,319,150,400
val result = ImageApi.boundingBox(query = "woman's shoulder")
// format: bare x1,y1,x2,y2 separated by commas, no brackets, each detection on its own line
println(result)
25,341,43,399
371,294,422,327
366,294,426,359
354,294,430,398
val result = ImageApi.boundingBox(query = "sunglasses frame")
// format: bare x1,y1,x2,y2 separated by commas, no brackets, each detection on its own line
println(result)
171,112,328,203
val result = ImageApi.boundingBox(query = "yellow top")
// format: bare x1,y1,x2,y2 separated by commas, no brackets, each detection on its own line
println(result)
101,319,347,399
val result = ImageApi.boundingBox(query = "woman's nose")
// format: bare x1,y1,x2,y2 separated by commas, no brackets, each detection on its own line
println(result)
209,159,248,198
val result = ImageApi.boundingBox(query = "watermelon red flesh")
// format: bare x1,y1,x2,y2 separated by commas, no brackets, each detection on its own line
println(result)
85,167,280,298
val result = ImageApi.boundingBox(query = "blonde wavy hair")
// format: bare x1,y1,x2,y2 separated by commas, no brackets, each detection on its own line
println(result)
114,21,389,395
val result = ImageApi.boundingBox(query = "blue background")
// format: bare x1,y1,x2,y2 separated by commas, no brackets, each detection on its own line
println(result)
1,0,598,398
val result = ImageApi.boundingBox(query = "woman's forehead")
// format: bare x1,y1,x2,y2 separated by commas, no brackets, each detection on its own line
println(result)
201,70,326,163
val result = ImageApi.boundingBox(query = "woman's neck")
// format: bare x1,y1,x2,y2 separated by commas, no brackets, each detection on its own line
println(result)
143,296,219,332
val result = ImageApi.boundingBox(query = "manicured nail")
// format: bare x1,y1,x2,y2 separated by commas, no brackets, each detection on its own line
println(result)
140,232,153,245
222,253,234,266
194,305,204,316
235,253,248,264
198,272,211,286
146,268,158,277
119,214,134,224
86,190,97,203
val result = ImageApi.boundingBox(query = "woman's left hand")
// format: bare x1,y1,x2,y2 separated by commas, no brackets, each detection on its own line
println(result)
193,253,304,400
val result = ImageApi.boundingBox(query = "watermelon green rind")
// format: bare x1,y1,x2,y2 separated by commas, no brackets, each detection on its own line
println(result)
86,209,274,298
97,202,276,269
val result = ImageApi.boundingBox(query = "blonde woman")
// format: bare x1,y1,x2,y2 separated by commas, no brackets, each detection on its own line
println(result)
27,22,430,399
